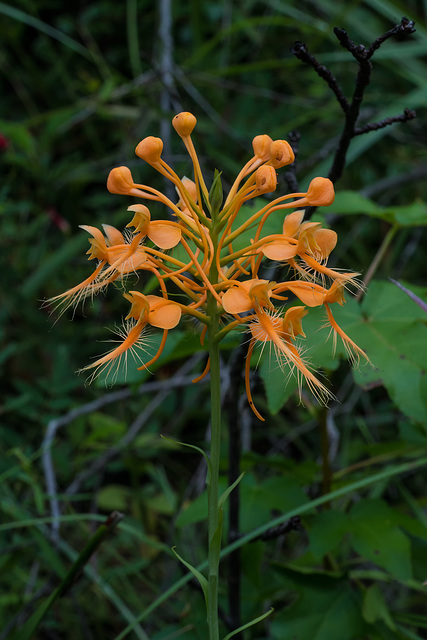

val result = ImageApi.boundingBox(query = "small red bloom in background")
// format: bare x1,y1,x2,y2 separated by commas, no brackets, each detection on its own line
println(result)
47,207,70,233
0,133,10,150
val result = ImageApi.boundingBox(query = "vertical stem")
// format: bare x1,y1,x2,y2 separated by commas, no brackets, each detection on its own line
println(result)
227,383,242,636
319,406,332,505
356,224,398,301
206,227,221,640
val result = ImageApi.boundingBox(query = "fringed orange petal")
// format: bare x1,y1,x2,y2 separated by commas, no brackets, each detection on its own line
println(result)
107,246,148,273
82,323,144,373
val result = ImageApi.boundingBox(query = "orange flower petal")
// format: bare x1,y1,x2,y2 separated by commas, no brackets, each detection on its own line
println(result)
148,222,182,249
285,282,326,307
79,225,105,244
283,306,308,339
147,296,182,329
282,210,305,237
102,224,125,246
262,242,298,261
313,228,337,259
222,287,253,314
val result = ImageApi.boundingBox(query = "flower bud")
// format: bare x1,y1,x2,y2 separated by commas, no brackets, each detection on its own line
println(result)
306,177,335,207
255,165,277,194
269,140,294,168
107,166,136,195
172,112,197,137
126,204,151,235
135,136,163,163
209,169,223,217
252,134,273,160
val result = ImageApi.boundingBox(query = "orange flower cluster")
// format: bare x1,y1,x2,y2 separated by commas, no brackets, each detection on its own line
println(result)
49,112,367,420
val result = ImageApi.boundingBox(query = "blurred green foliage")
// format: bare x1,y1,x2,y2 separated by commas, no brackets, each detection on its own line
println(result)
1,0,427,638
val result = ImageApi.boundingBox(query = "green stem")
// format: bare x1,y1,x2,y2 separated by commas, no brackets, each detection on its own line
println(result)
206,227,221,640
319,407,332,504
356,223,398,301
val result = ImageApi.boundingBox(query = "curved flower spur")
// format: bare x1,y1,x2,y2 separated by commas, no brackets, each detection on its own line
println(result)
48,111,368,420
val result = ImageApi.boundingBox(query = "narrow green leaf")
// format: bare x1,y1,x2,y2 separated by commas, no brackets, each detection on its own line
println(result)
160,436,211,486
0,3,92,59
218,472,244,510
223,608,274,640
171,547,209,607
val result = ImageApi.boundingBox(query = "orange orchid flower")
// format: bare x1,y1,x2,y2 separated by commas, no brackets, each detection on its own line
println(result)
81,292,181,383
50,110,368,418
126,204,182,250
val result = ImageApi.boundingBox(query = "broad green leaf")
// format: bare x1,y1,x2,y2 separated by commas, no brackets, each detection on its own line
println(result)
175,490,208,529
308,509,350,559
239,474,309,532
350,499,412,581
334,281,427,423
321,191,427,227
271,568,367,640
363,584,396,630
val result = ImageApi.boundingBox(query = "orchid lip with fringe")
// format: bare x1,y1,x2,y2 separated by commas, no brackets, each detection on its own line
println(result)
49,111,368,419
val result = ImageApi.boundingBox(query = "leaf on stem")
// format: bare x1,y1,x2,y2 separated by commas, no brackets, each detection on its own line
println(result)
171,547,209,607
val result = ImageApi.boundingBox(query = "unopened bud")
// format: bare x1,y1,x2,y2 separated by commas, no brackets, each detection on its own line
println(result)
135,136,163,163
306,177,335,207
172,112,197,137
255,165,277,194
126,204,151,234
252,134,273,161
209,170,223,217
269,140,294,168
107,166,136,195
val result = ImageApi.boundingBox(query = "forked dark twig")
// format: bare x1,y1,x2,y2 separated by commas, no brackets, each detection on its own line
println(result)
292,17,417,218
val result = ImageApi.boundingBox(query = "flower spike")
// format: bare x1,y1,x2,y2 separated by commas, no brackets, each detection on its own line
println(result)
51,112,366,414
